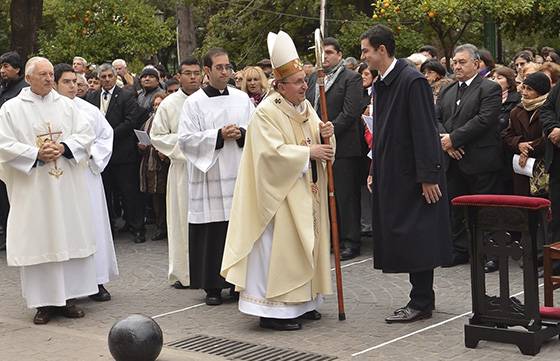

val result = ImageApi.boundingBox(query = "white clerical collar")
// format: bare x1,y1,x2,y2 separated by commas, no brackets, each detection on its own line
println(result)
380,58,397,81
459,73,477,87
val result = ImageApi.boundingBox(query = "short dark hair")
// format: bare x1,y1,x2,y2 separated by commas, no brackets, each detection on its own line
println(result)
323,37,341,53
418,45,438,58
360,24,396,57
0,51,24,75
548,52,560,64
514,50,533,63
85,72,99,80
203,47,228,68
478,49,495,70
420,59,446,77
164,78,179,89
180,56,200,68
53,63,74,83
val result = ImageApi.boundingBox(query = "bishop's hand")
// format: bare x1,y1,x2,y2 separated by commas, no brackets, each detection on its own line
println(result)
319,121,334,139
310,144,334,161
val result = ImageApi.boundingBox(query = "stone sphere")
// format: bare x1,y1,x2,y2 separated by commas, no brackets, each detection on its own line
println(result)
108,314,163,361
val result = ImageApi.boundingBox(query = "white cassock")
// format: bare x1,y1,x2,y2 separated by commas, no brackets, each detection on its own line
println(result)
73,96,119,285
177,86,254,224
150,89,190,286
0,88,98,308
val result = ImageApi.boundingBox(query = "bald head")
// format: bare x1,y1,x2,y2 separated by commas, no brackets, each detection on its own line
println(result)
25,57,54,96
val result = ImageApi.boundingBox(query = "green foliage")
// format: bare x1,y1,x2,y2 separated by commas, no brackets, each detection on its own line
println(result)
39,0,174,65
0,1,10,53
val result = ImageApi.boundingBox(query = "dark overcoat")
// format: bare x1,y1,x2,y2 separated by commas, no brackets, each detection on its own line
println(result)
372,59,452,273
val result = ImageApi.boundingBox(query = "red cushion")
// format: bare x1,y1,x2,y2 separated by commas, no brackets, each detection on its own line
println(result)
540,306,560,319
451,195,550,210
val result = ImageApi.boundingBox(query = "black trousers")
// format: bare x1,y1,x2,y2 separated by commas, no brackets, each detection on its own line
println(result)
102,162,145,232
407,269,435,311
549,154,560,243
0,180,8,230
447,162,502,255
333,157,362,251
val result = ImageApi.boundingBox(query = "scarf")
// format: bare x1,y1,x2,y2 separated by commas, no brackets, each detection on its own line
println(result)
313,59,345,111
521,93,548,112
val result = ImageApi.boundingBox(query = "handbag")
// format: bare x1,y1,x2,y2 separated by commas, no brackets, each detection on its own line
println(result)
530,159,549,196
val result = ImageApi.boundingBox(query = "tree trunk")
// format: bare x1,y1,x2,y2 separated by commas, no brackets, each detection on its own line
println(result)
10,0,43,60
176,4,196,64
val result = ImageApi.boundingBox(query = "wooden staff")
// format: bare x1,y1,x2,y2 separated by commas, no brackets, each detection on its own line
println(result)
314,28,345,321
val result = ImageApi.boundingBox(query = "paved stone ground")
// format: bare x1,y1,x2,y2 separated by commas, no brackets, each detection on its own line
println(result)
1,229,560,361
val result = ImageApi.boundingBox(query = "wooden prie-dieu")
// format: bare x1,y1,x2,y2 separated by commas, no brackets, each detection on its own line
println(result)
452,195,560,356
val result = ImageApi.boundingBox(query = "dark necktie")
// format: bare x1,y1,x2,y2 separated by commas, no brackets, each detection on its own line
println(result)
457,82,467,102
103,91,109,101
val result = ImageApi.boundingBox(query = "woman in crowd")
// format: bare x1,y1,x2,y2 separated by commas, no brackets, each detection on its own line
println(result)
234,70,244,89
138,92,170,241
513,51,533,75
478,49,495,78
545,52,560,64
420,59,452,103
541,61,560,87
406,53,428,71
502,72,550,196
240,66,269,106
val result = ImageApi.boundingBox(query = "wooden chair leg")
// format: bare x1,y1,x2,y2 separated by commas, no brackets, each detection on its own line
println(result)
544,246,553,307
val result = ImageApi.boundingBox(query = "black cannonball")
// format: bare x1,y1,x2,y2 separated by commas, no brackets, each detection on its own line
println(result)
108,314,163,361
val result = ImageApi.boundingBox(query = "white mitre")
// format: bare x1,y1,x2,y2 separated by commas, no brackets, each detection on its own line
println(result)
267,31,303,80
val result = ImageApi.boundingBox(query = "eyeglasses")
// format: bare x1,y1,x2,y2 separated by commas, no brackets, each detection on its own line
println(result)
181,71,201,77
213,64,233,72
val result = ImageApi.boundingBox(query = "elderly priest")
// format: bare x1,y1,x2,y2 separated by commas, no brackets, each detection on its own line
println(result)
0,57,97,324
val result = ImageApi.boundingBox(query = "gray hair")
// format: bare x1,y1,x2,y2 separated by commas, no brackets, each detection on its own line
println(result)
345,57,358,66
97,63,116,75
453,44,480,61
76,73,87,83
73,56,87,66
112,59,127,68
25,56,52,76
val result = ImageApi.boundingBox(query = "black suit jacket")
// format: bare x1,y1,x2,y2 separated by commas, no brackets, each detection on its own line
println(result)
306,67,364,158
86,86,147,165
436,74,502,175
540,81,560,172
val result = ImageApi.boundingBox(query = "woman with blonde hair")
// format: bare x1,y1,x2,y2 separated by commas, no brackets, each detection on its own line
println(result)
240,66,269,106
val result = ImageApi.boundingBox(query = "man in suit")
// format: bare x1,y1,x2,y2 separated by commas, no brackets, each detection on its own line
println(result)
306,37,364,260
86,63,147,243
437,44,502,268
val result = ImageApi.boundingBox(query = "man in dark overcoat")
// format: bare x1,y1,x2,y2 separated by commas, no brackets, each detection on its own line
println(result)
361,24,451,323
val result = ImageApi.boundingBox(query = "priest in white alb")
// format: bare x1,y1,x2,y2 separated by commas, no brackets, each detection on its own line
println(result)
221,31,335,331
178,48,254,305
53,63,118,302
150,57,202,289
0,57,97,324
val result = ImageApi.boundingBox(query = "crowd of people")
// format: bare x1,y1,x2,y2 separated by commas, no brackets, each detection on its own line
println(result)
1,23,560,330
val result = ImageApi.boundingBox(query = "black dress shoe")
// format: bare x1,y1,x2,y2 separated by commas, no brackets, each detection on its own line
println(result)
299,310,321,320
172,281,189,289
59,304,85,318
33,307,52,325
442,253,469,267
484,260,499,273
89,284,111,302
385,306,432,323
151,229,167,241
340,248,360,261
205,289,222,305
228,287,239,301
259,317,302,331
133,231,146,243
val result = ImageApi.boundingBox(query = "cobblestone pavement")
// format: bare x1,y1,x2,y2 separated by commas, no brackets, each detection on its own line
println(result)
1,230,560,361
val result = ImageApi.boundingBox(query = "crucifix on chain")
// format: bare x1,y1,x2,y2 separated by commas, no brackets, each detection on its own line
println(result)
35,122,64,178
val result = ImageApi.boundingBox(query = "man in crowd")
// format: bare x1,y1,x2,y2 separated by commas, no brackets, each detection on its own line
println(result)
306,37,364,260
151,57,202,290
165,78,180,95
178,48,253,305
73,56,88,75
437,44,502,270
86,63,147,243
112,58,140,92
222,30,334,331
0,51,28,249
53,63,118,302
76,73,89,99
362,25,451,323
138,67,163,111
257,58,273,78
0,57,97,324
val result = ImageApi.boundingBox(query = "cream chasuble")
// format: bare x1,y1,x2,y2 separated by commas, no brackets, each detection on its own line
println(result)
74,96,119,284
221,91,334,314
150,89,190,285
177,86,254,223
